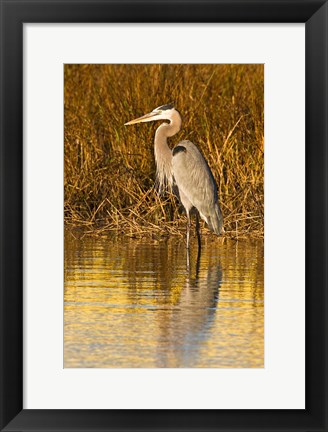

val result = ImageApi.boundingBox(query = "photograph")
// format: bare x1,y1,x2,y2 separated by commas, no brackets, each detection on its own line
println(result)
64,64,264,368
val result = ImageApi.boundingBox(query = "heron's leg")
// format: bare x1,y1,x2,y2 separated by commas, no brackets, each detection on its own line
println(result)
186,211,191,250
195,211,201,251
195,243,201,276
186,247,190,271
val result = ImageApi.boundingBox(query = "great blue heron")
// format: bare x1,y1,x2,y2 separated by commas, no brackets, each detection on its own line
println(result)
125,103,223,249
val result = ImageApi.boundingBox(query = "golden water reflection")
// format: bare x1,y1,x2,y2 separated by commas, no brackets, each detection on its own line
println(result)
64,235,264,368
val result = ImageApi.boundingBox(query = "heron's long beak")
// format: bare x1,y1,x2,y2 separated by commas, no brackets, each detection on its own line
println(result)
124,111,159,125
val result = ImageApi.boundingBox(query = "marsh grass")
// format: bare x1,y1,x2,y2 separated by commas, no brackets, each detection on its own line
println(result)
64,64,264,238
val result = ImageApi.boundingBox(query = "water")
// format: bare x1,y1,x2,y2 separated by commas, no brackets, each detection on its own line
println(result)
64,235,264,368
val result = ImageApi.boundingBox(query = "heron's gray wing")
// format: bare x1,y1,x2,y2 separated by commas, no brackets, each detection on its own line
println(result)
172,140,223,234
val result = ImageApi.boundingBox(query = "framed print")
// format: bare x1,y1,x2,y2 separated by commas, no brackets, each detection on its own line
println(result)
0,1,327,431
25,24,304,410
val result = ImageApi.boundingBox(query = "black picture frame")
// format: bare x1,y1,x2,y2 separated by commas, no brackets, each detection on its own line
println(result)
0,1,327,431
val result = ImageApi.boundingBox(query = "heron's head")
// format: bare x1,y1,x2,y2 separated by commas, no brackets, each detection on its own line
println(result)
124,103,177,126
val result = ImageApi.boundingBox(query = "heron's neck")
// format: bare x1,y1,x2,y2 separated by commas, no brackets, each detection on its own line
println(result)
156,110,182,140
154,111,182,193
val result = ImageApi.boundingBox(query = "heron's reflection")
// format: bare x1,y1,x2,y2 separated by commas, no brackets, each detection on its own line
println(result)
154,245,222,367
121,239,222,367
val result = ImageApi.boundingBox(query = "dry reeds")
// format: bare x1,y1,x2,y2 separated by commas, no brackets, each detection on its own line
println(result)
64,64,264,238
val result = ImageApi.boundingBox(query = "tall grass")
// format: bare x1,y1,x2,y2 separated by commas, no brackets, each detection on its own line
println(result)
64,64,264,238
